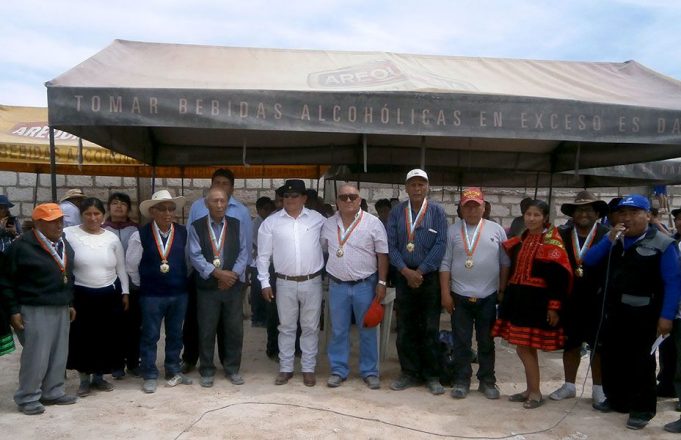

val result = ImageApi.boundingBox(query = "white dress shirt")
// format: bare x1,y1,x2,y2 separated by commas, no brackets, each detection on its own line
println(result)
256,207,325,289
322,211,389,281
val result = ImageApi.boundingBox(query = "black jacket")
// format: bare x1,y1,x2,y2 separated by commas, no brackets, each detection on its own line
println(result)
0,230,74,315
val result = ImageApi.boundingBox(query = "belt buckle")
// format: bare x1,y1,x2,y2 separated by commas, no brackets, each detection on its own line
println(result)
467,297,478,303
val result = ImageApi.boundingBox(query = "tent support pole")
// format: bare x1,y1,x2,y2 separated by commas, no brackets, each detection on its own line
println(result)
33,172,40,207
49,127,57,202
363,134,368,173
420,137,426,170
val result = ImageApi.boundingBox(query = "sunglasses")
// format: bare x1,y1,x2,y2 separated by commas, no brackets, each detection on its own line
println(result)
338,194,360,202
283,193,301,199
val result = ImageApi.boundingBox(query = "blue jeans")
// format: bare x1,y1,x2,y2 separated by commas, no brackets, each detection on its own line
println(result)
327,274,378,379
450,292,497,386
139,294,188,380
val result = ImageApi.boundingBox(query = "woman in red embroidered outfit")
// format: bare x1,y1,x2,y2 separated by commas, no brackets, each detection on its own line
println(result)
493,200,573,409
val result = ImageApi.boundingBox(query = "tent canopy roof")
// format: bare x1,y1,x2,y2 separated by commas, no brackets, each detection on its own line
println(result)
47,40,681,172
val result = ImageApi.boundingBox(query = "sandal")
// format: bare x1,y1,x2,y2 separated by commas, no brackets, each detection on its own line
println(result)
509,392,528,402
523,397,545,409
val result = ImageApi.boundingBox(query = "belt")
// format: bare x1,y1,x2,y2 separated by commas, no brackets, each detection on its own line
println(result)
275,270,323,282
453,292,489,303
327,273,375,285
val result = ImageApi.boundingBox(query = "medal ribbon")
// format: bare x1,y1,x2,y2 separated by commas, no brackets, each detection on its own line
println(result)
207,216,227,259
152,222,175,262
337,210,363,250
33,229,67,275
571,222,598,266
404,198,428,243
460,219,485,259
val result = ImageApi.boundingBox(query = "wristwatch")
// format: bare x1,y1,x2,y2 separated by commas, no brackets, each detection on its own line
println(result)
377,280,387,286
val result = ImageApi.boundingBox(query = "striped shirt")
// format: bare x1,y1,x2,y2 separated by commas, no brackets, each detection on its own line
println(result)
387,199,448,274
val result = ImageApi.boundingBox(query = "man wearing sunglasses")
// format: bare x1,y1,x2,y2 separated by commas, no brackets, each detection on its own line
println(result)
322,184,389,390
387,168,448,395
257,179,325,387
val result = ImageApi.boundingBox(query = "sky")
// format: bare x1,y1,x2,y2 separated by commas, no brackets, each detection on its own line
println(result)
1,0,680,107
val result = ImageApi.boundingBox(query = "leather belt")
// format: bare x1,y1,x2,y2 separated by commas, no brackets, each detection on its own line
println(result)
276,270,323,282
327,273,375,286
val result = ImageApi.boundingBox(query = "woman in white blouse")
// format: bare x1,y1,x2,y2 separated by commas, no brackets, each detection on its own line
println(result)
64,198,129,397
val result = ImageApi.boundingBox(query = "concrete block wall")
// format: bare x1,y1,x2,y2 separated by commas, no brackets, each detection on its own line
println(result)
0,170,668,229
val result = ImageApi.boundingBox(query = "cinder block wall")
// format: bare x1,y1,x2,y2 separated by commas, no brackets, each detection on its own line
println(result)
0,171,667,229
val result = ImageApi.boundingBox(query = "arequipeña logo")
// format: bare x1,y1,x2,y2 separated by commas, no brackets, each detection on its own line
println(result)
308,60,406,88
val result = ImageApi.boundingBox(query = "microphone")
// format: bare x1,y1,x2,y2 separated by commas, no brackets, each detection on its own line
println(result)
613,230,623,241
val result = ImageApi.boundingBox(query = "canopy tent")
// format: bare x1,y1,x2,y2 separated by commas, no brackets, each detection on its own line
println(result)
325,160,681,188
47,40,681,181
0,105,326,179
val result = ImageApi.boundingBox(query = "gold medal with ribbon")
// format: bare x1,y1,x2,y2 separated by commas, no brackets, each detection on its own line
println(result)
572,223,598,278
152,222,175,274
207,216,227,269
405,198,428,253
461,219,484,269
34,230,68,284
336,210,363,258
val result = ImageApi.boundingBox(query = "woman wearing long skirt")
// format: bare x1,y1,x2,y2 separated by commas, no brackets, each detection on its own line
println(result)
65,198,129,397
493,199,573,409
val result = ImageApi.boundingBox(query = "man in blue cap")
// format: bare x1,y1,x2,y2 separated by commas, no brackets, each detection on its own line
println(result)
583,194,681,430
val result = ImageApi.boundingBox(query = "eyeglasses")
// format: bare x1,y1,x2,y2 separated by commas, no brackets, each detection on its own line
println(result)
338,194,360,202
153,205,176,213
282,193,301,199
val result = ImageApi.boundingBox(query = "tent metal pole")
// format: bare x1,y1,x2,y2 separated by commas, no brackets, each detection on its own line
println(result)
49,127,57,202
420,136,426,170
33,172,40,207
362,134,368,173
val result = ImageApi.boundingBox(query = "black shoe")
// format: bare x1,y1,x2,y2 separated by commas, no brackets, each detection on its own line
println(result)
181,362,196,374
593,400,612,413
626,415,649,430
657,384,676,398
665,418,681,433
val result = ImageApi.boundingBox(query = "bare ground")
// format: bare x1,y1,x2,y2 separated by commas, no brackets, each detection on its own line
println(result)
1,312,680,440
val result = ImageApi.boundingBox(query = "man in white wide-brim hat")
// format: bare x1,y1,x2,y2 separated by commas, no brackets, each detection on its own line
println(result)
125,189,192,394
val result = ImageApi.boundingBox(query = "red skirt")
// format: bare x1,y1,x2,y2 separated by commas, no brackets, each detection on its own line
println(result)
493,320,564,351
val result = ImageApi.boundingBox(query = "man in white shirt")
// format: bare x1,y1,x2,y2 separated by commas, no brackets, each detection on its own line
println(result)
257,179,325,387
439,187,510,400
322,184,389,390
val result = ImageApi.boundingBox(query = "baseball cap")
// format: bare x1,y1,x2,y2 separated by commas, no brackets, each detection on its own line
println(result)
32,203,64,221
363,297,384,328
406,169,428,182
461,187,484,206
616,194,650,212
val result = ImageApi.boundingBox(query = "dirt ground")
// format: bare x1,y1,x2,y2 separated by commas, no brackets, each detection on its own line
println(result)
1,310,680,440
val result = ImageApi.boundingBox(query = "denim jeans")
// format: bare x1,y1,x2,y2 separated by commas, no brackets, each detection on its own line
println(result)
450,292,497,386
139,294,188,380
327,274,378,379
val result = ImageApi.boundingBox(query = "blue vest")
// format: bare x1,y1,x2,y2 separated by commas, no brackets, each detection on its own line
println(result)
139,223,188,296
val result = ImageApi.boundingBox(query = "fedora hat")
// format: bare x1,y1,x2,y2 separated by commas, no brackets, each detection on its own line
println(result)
276,179,307,196
139,189,186,218
59,188,86,203
560,191,608,218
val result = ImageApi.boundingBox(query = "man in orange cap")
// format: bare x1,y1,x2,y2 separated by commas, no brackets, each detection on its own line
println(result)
440,187,510,400
0,203,78,415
